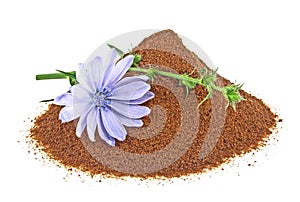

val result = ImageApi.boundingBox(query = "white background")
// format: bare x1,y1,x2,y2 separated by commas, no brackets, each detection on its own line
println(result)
1,0,299,201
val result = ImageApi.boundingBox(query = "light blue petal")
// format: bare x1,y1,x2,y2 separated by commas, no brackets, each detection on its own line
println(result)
54,93,72,106
109,81,151,101
76,113,87,138
102,55,134,87
99,49,118,87
110,101,151,119
100,63,113,87
58,106,75,123
129,91,154,104
73,102,92,119
72,84,93,118
96,110,115,146
112,110,143,127
76,65,95,93
72,84,92,103
107,48,118,67
101,109,127,141
87,56,103,89
115,75,149,88
86,108,97,142
78,63,84,70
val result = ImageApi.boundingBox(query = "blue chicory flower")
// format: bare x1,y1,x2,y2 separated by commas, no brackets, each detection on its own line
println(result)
54,49,154,146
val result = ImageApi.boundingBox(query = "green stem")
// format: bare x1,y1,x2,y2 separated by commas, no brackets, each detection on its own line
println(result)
36,73,69,80
128,67,223,93
129,67,185,80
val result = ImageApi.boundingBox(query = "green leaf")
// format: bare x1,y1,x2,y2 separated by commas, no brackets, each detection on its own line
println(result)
55,69,76,77
146,67,155,82
188,68,196,76
133,54,142,66
56,69,78,86
69,77,78,86
182,74,197,89
201,74,216,86
40,98,54,103
198,68,217,87
198,68,207,77
107,44,124,57
197,86,213,108
223,83,245,110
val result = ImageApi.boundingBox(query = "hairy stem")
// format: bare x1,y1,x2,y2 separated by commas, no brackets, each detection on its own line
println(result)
128,67,223,92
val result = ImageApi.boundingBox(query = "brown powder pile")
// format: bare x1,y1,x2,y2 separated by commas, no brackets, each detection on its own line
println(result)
29,30,278,179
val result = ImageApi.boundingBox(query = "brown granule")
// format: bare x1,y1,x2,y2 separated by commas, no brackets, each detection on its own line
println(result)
29,30,278,179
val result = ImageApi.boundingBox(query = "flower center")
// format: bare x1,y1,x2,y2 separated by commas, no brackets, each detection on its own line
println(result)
93,87,113,111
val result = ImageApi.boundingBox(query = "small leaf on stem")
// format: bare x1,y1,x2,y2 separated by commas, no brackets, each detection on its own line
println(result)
40,98,54,103
132,54,142,66
223,83,245,110
107,44,124,57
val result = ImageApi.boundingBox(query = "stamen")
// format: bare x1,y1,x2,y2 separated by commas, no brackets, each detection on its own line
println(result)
93,87,113,111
